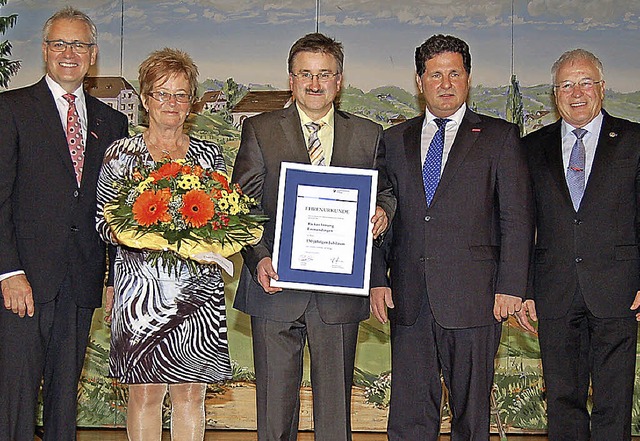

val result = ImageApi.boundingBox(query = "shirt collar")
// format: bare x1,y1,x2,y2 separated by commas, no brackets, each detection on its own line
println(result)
296,102,334,128
561,111,604,139
423,103,466,129
45,74,86,107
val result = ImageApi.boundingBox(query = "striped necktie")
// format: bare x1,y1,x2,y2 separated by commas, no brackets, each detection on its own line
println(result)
305,122,325,166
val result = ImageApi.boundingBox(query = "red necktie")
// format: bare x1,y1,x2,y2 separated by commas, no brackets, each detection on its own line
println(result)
63,93,85,186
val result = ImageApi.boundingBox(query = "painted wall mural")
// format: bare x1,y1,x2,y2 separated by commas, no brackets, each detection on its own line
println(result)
3,0,640,433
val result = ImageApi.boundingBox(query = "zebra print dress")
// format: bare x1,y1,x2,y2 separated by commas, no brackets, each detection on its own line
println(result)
96,134,232,384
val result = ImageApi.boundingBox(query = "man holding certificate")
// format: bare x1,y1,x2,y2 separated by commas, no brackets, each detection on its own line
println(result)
370,34,534,440
232,33,394,440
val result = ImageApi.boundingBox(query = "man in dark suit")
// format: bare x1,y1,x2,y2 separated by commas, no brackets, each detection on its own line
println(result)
521,49,640,441
370,34,533,440
0,7,128,441
232,33,394,440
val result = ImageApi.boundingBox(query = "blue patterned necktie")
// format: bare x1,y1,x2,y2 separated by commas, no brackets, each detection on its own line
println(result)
422,118,450,206
567,128,587,210
305,122,325,166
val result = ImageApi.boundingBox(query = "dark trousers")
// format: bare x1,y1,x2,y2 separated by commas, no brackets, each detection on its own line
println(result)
538,288,637,441
250,295,359,441
0,276,94,441
388,296,501,441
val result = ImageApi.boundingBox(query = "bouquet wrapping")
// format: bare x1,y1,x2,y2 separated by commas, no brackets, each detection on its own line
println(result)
103,157,266,274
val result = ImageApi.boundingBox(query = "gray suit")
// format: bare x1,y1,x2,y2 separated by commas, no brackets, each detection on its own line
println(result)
232,104,393,440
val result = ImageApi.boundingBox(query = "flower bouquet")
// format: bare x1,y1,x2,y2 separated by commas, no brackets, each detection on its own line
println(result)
103,158,267,275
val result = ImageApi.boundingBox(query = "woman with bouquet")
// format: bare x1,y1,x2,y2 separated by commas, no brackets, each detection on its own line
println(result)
96,48,231,441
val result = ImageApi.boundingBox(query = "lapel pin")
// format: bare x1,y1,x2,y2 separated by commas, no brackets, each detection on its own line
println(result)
472,128,482,132
609,132,618,137
90,131,99,139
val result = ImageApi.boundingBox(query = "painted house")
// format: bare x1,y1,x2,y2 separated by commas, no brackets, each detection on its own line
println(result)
231,90,293,127
192,90,227,114
84,76,138,126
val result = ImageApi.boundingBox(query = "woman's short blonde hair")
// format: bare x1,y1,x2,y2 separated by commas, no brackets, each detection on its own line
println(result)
138,48,199,102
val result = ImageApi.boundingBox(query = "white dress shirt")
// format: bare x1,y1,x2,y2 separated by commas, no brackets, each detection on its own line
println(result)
561,111,604,183
420,103,467,173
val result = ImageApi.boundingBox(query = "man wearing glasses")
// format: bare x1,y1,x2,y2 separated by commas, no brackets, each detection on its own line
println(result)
522,49,640,440
232,33,394,440
0,7,127,440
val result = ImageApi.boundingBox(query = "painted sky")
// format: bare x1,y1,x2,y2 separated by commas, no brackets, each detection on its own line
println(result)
2,0,639,93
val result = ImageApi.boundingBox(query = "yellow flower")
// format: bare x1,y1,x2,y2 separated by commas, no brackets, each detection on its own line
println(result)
136,177,154,192
177,174,202,190
217,198,230,211
228,191,240,204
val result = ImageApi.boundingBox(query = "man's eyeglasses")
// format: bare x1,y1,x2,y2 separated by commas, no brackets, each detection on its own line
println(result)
147,91,192,104
291,72,340,83
45,40,95,54
554,79,602,94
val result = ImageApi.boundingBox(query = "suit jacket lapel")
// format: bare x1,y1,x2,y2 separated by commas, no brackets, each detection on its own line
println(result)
402,116,427,203
330,110,353,167
581,112,620,210
32,78,77,181
431,109,481,206
82,95,107,188
280,105,311,164
539,120,575,208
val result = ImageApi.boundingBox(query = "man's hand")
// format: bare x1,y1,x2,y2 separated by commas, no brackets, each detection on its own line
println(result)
104,286,115,323
256,257,282,294
515,299,538,333
370,287,394,324
493,293,523,322
630,290,640,321
1,274,34,318
370,206,388,239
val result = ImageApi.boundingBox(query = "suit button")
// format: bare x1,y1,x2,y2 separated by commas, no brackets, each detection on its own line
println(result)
73,190,79,198
419,257,425,262
70,225,79,232
575,257,583,263
574,219,582,225
424,216,431,222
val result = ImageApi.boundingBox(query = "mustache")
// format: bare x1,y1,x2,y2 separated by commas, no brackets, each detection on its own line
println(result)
305,87,326,94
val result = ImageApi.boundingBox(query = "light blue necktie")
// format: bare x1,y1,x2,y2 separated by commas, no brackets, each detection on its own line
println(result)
567,128,587,210
422,118,450,206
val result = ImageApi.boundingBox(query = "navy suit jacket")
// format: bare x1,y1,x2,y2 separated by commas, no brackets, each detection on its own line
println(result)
0,77,128,307
373,109,533,328
524,111,640,319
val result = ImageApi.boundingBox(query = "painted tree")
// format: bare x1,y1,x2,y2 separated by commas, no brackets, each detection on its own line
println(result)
0,0,20,88
506,73,525,136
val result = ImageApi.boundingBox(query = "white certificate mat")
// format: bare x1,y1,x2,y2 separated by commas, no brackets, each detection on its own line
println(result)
271,162,377,296
290,185,358,274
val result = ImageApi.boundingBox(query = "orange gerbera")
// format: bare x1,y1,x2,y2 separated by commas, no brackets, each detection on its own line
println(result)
132,189,172,226
192,165,204,177
150,161,182,180
211,172,231,192
180,189,215,227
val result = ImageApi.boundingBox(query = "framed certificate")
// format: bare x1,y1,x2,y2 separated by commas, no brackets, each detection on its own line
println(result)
271,162,378,296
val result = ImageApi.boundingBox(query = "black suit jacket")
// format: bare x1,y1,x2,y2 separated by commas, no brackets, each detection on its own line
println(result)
232,104,395,324
0,77,129,307
373,109,533,328
524,111,640,319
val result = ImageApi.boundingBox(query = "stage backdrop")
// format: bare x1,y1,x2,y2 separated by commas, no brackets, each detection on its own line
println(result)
2,0,640,434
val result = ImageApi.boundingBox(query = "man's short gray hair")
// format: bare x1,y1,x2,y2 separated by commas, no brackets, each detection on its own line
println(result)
42,6,98,44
